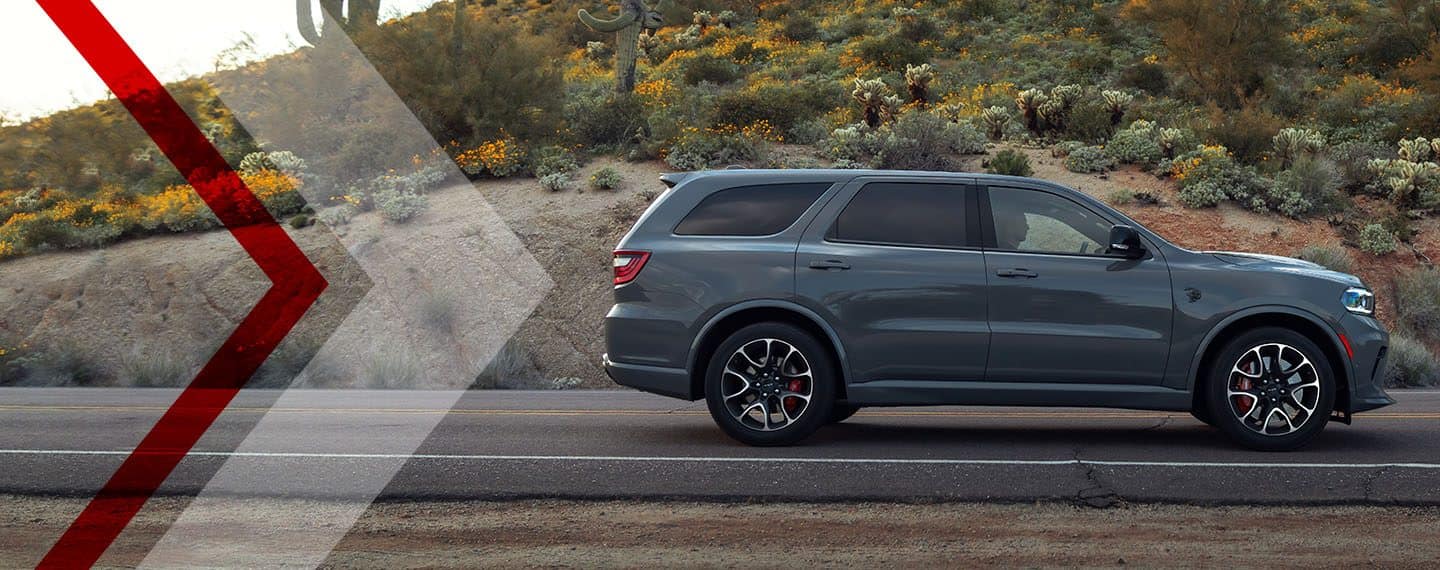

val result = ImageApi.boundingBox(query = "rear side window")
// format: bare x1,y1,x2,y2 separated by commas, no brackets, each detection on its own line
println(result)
830,183,968,248
674,183,831,236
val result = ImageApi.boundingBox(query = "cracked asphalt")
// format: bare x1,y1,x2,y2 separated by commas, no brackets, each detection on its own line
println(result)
2,388,1439,506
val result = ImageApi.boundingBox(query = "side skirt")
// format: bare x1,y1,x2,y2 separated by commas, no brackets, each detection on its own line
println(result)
846,380,1192,411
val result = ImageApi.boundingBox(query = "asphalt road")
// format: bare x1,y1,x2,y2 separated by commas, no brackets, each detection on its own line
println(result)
2,387,1439,506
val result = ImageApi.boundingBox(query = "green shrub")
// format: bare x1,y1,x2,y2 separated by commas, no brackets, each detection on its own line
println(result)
1119,61,1169,95
1202,103,1284,164
781,16,818,41
850,34,931,72
1383,335,1440,388
565,90,646,147
374,188,428,223
1052,140,1086,157
1331,140,1391,191
1357,223,1397,255
1064,98,1114,143
713,82,842,135
119,348,191,387
1396,268,1440,341
1105,121,1164,166
590,167,623,190
1108,189,1135,205
875,112,957,171
826,124,882,167
288,214,312,229
1064,145,1115,173
682,54,743,85
1177,180,1228,208
1294,244,1355,274
666,129,764,170
539,172,570,192
530,146,580,178
316,205,356,227
952,122,988,155
1271,156,1342,217
987,149,1033,177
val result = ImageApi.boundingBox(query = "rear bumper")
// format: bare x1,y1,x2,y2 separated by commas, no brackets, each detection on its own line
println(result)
603,353,697,401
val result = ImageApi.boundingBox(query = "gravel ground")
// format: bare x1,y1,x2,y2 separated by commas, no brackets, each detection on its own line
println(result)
4,495,1438,568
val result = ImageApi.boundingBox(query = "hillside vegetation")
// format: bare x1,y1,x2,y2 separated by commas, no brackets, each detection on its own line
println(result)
3,0,1440,386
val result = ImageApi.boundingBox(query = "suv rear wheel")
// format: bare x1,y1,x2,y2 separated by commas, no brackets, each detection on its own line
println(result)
1205,327,1335,451
704,322,836,446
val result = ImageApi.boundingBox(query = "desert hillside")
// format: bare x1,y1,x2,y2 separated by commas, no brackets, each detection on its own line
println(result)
3,152,1432,389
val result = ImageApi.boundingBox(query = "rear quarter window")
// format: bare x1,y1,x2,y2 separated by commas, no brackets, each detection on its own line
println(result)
673,182,832,236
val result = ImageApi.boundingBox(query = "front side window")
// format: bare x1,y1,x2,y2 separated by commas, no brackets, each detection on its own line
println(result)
674,183,831,236
830,183,968,248
988,187,1113,255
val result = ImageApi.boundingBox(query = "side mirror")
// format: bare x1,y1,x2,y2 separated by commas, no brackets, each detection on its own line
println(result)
1108,225,1146,259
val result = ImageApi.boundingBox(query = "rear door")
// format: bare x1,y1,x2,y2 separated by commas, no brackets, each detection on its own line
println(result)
795,176,989,384
980,184,1173,385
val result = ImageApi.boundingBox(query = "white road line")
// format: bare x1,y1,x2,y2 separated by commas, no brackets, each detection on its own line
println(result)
2,449,1438,469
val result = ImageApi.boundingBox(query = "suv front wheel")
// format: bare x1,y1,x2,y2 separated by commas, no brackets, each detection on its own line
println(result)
1205,327,1336,451
704,322,836,446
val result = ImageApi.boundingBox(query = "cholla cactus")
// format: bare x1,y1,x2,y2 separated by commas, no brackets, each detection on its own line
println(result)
585,41,612,61
1158,127,1186,158
637,32,663,64
1369,158,1440,208
1272,128,1325,169
579,0,673,93
892,6,921,19
1100,90,1133,126
1015,88,1049,136
980,106,1012,141
717,10,739,28
1398,137,1434,163
1038,84,1082,134
853,78,899,128
904,63,935,106
693,10,715,29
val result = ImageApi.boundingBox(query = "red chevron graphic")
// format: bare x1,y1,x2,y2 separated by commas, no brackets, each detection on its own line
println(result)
35,1,328,567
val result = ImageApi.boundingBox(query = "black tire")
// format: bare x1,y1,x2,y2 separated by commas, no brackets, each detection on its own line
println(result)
1204,327,1335,451
828,404,861,424
1190,401,1216,428
704,322,837,446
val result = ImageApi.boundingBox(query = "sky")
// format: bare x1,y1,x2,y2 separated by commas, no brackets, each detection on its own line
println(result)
0,0,442,122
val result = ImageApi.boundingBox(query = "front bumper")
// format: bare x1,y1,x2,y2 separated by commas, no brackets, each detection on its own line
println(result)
602,353,697,401
1339,313,1394,414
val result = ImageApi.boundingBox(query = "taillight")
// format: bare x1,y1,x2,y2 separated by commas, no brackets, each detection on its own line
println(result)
613,250,651,285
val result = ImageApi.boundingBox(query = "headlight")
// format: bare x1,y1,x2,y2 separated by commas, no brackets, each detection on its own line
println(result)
1342,287,1375,316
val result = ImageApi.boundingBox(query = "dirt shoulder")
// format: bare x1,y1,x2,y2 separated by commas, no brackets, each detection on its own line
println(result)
3,495,1437,567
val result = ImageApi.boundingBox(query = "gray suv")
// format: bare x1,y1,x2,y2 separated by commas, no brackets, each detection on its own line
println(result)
603,170,1392,450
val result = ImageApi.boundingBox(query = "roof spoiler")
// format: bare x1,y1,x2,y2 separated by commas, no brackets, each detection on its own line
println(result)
659,172,694,189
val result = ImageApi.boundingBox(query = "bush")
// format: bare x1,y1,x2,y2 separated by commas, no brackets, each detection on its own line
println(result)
1396,268,1440,341
288,214,312,229
530,146,580,179
1064,145,1114,173
666,128,764,170
565,90,646,147
1271,157,1342,217
781,16,819,41
1295,244,1355,274
875,112,957,171
374,188,428,223
1201,102,1284,164
1357,223,1397,255
1331,140,1391,191
1177,180,1228,208
589,167,622,190
1383,335,1440,387
1105,121,1164,166
713,82,843,135
539,172,570,192
952,123,988,155
987,149,1033,177
1108,189,1135,205
239,151,307,177
682,54,743,85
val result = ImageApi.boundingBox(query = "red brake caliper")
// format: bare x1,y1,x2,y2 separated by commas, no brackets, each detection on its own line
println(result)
1234,362,1255,415
784,379,803,411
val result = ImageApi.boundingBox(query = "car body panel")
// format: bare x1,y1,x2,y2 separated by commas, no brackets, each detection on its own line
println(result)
603,169,1393,417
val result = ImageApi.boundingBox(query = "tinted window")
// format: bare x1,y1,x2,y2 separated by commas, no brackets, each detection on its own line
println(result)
831,183,968,248
989,187,1113,255
674,183,831,236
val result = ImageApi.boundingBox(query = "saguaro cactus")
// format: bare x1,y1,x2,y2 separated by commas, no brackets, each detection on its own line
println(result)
297,0,381,46
579,0,673,93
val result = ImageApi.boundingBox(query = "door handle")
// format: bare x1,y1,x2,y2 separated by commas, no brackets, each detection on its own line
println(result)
995,268,1038,278
808,259,851,270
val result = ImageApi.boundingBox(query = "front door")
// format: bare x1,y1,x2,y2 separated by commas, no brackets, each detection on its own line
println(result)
795,178,989,384
981,185,1173,385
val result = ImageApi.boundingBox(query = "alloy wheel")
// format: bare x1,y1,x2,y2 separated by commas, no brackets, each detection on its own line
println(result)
1226,342,1322,436
720,338,814,431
